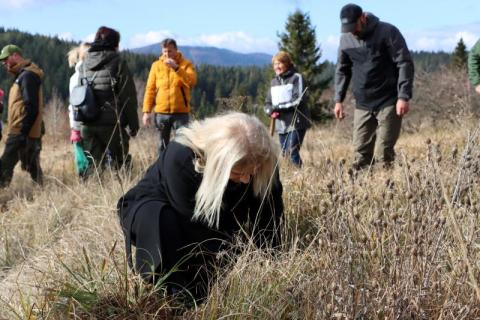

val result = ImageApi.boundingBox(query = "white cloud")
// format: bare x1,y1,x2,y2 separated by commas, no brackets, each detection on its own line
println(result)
83,33,95,43
405,23,480,52
127,30,176,49
0,0,63,9
184,32,277,54
56,32,73,41
125,30,277,54
319,23,480,62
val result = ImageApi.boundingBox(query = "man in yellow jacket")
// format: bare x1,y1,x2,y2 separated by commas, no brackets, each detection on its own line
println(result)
142,38,197,153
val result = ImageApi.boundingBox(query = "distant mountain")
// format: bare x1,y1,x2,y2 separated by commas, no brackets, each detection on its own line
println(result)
130,44,272,67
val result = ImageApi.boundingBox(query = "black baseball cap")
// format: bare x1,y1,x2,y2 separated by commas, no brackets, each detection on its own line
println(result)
340,4,363,33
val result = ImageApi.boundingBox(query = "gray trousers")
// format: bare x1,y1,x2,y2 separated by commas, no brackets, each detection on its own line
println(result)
353,105,402,168
154,113,189,153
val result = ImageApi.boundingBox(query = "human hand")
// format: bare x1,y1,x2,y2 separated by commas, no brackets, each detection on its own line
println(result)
70,129,81,143
271,111,279,119
475,84,480,95
142,113,153,127
334,102,344,119
165,58,178,70
396,99,410,116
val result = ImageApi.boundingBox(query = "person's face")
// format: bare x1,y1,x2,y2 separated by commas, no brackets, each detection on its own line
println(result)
2,53,19,72
273,60,288,76
353,15,366,36
162,44,178,59
229,164,256,184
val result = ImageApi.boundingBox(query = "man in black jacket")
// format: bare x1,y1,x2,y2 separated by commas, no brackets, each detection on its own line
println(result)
334,3,414,169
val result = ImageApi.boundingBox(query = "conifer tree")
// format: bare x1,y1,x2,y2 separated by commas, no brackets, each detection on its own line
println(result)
278,9,331,121
451,38,468,70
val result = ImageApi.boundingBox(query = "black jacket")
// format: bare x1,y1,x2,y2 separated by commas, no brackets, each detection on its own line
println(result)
265,68,311,133
117,141,283,296
83,48,139,133
334,13,414,111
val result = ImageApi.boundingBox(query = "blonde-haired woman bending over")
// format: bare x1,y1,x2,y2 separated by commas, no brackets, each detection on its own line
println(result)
117,112,283,300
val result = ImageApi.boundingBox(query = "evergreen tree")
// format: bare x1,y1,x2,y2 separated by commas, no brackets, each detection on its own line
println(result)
451,38,468,70
278,9,332,121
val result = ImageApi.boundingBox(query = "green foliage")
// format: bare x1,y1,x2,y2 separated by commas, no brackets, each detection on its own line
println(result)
190,64,271,119
278,10,332,121
0,28,274,119
451,38,468,71
412,50,452,72
0,28,155,104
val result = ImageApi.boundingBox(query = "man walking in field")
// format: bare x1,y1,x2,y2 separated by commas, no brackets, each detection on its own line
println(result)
142,38,197,153
0,44,44,187
468,39,480,96
334,3,414,169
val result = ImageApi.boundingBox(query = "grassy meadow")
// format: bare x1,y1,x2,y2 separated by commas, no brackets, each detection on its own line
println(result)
0,68,479,319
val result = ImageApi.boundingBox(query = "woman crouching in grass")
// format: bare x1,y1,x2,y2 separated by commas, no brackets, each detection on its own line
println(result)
117,112,283,302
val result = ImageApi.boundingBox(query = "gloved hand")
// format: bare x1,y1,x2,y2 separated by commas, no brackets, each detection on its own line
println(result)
70,129,81,143
271,111,280,119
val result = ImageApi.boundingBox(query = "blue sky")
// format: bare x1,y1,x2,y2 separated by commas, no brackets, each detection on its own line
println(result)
0,0,479,61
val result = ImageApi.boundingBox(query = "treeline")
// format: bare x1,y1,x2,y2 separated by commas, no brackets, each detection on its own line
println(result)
0,28,458,119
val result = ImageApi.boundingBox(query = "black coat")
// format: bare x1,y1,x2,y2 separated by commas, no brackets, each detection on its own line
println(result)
117,141,283,297
334,13,414,111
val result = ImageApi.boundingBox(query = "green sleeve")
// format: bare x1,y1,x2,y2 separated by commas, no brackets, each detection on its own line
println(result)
468,40,480,86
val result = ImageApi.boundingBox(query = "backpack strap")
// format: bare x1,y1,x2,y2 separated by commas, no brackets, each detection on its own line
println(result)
81,63,98,86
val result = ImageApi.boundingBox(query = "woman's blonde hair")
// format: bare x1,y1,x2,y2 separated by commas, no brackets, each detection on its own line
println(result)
175,112,280,228
67,42,91,67
272,51,293,68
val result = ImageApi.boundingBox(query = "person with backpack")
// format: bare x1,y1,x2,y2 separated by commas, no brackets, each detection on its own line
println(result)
142,38,197,154
67,42,91,144
117,112,283,301
264,51,311,168
80,26,139,175
0,44,44,187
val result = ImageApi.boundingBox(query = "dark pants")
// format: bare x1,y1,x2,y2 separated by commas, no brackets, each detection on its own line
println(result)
353,105,402,168
279,129,306,167
0,134,43,187
154,113,189,153
81,125,130,175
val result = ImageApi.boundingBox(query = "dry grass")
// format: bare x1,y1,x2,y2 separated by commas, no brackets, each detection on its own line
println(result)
0,71,479,318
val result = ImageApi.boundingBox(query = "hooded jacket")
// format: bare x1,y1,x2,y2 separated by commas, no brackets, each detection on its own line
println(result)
334,13,414,111
82,49,139,133
142,52,197,114
7,60,44,138
265,67,311,134
468,39,480,87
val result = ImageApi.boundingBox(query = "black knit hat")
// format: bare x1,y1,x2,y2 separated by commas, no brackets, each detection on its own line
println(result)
340,4,363,33
93,26,120,49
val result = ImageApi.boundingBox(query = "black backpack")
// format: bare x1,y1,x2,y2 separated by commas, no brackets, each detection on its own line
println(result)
70,66,100,123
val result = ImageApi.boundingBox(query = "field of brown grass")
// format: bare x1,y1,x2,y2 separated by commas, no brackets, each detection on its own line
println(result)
1,68,479,319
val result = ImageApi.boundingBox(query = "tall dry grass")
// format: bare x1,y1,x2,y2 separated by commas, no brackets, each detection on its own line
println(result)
0,68,479,319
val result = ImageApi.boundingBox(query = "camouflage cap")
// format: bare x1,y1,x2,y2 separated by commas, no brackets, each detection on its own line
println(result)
0,44,22,61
